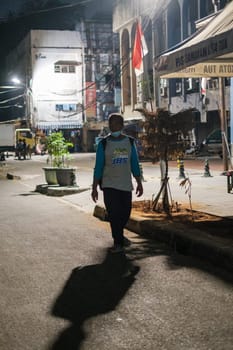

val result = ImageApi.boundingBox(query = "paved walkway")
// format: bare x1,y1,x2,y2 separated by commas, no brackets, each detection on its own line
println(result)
63,157,233,219
2,155,233,272
61,156,233,273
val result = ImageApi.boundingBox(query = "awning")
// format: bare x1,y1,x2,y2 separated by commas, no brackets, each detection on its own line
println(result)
36,121,83,130
154,2,233,78
54,60,82,66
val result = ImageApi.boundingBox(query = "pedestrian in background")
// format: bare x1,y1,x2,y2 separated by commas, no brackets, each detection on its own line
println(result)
91,113,143,253
22,139,27,160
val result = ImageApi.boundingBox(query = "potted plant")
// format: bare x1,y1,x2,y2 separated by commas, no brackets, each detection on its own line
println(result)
43,131,77,186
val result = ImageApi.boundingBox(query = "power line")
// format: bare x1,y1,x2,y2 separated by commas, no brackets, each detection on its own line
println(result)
0,119,22,124
0,104,23,109
0,0,94,23
0,94,25,104
0,87,22,94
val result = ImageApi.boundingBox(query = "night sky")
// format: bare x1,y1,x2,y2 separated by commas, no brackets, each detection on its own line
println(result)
0,0,112,61
0,0,113,121
0,0,25,17
0,0,113,74
0,2,74,68
0,0,110,18
0,0,113,79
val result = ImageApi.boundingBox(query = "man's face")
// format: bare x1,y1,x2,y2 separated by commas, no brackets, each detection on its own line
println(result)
109,118,123,132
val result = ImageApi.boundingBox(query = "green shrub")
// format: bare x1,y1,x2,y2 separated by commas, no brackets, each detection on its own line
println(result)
46,132,73,167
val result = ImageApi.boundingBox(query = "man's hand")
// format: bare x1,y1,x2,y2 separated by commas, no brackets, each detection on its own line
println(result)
136,182,143,197
91,187,98,202
91,179,100,202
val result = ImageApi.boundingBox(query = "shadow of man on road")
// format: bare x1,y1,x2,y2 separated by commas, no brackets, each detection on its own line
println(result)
49,250,140,350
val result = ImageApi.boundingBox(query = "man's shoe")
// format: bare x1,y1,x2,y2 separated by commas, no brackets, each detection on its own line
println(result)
110,244,124,253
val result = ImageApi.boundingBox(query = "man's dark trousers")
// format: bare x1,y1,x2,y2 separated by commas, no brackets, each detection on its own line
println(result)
103,188,132,246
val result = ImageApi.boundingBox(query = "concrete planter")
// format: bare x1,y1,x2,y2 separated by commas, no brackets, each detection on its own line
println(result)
43,167,58,185
56,167,77,187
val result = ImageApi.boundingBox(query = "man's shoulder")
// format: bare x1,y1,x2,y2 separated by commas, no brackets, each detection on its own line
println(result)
99,134,110,143
101,134,135,150
122,134,135,145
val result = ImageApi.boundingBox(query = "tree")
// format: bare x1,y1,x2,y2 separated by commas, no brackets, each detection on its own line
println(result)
137,108,195,213
46,131,73,167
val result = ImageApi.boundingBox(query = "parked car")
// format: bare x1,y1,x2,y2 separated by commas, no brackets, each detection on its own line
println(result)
199,127,230,157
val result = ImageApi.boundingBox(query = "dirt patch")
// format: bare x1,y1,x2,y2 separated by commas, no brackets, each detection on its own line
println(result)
132,200,233,241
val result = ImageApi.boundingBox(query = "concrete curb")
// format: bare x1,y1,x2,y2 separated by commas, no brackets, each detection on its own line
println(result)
35,184,89,197
94,205,233,273
6,173,21,180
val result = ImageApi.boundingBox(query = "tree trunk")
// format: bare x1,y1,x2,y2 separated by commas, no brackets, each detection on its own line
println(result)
152,149,170,213
161,151,170,213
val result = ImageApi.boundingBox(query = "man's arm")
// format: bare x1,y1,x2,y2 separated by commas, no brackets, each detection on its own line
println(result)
91,141,105,202
131,142,143,197
134,176,143,197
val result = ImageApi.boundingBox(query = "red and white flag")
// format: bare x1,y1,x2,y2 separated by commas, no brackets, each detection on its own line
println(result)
132,22,148,76
201,77,207,97
200,78,207,120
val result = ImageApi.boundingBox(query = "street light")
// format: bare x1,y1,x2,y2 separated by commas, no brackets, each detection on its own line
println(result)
12,77,22,85
10,77,31,127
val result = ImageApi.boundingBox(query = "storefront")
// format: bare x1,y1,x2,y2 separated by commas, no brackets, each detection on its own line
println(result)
154,2,233,79
154,1,233,170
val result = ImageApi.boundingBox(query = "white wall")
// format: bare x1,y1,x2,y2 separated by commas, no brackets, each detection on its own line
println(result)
30,30,84,129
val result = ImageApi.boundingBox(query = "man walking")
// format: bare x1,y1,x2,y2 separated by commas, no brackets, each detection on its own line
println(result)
91,113,143,253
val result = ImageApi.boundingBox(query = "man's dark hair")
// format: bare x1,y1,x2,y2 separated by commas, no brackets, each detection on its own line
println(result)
108,113,124,126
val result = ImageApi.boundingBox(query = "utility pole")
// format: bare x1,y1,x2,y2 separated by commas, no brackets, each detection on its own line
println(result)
219,77,228,172
230,78,233,168
213,1,229,172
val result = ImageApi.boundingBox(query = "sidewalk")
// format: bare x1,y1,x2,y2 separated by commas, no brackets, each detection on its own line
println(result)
3,156,233,273
62,157,233,218
57,157,233,273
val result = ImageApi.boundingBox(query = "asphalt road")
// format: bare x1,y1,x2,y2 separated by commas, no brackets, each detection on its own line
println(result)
0,155,233,350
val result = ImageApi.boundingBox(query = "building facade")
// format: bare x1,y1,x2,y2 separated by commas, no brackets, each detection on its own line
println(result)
5,21,120,151
113,0,231,145
6,30,85,133
78,19,121,151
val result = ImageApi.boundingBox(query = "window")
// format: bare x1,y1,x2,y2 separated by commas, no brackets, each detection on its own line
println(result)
54,60,81,73
207,78,219,90
160,79,168,97
175,80,182,94
61,66,68,73
56,104,78,112
54,64,76,73
54,65,60,73
185,78,200,93
69,65,75,73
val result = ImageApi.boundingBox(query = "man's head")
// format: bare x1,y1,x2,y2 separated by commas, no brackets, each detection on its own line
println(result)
108,113,124,132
